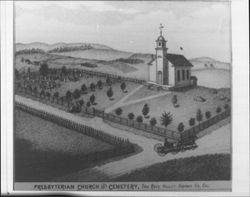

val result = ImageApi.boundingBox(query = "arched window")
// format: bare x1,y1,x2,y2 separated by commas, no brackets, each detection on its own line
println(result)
177,70,180,81
182,70,185,80
158,42,161,47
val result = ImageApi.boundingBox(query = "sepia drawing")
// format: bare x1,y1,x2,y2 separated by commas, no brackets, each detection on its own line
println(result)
14,1,231,191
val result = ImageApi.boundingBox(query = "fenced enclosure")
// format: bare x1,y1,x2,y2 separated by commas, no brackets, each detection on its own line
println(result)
15,102,133,149
181,109,231,141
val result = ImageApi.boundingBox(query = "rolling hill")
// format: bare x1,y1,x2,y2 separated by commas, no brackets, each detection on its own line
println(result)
189,56,231,70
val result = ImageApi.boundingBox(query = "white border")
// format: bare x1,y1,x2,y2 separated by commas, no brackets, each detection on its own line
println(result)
1,0,249,196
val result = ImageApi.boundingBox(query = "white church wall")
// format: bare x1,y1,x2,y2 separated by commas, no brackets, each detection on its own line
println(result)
168,61,175,86
148,61,156,82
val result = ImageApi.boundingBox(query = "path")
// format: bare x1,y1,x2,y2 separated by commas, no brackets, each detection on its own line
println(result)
15,95,231,182
104,85,144,113
105,86,171,113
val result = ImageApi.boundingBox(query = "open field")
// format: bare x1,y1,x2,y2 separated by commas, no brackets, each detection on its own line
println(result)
192,69,231,89
114,154,231,181
112,86,230,131
15,109,114,154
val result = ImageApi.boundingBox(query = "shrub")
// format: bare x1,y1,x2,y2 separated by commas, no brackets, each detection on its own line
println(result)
160,112,173,128
86,101,91,107
150,117,157,126
142,104,149,118
196,109,203,123
89,94,95,104
128,113,135,120
205,111,211,119
78,99,84,106
178,122,185,133
97,80,103,89
120,82,127,92
90,83,96,91
136,115,143,123
171,95,178,105
107,87,114,100
106,77,112,85
189,118,196,127
224,104,230,111
81,84,87,93
216,106,222,114
115,108,123,116
73,89,81,100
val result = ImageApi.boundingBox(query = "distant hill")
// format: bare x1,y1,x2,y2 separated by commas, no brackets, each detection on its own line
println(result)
16,42,113,52
189,57,231,70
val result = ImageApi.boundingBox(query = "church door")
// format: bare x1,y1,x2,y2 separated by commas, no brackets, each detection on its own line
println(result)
157,71,163,85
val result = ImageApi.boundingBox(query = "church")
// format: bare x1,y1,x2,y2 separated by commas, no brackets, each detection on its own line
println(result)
148,24,197,89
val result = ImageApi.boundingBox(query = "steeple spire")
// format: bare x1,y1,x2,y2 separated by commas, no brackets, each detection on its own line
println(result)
159,24,164,36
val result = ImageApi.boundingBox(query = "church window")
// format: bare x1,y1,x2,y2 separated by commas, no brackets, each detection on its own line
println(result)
182,70,185,80
186,70,189,79
177,70,180,81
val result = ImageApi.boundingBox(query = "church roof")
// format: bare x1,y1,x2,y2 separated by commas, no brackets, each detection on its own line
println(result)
148,53,193,67
166,53,193,67
156,35,166,42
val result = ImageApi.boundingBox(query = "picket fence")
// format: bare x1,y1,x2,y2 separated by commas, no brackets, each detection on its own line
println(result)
15,102,133,149
181,109,231,141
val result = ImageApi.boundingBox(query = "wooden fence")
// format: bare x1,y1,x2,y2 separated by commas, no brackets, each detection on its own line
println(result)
181,109,231,141
80,69,146,84
15,102,133,149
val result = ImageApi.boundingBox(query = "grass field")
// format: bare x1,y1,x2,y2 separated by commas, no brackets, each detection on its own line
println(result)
112,86,230,131
15,109,116,181
115,154,231,181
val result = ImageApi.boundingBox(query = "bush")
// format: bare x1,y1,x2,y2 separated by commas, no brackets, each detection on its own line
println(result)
107,87,114,100
205,111,211,119
89,94,95,104
73,89,81,100
142,104,149,118
224,104,230,111
177,122,185,132
120,82,127,92
136,115,143,123
115,108,123,116
97,80,103,89
216,106,222,114
86,101,91,107
127,113,135,120
150,117,157,126
160,112,172,128
90,83,96,91
196,109,203,123
189,118,196,126
81,84,87,93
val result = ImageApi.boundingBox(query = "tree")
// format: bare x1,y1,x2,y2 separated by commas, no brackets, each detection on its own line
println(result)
61,66,67,76
97,80,103,89
78,99,84,106
65,90,72,106
106,77,111,85
115,108,122,116
171,95,178,106
216,106,222,114
142,104,149,118
46,92,51,100
127,112,135,120
33,86,37,96
89,94,95,104
81,84,87,93
189,118,196,127
120,82,127,93
90,83,96,91
73,89,81,100
107,87,114,100
205,111,211,119
39,62,49,77
150,117,157,126
196,109,203,123
53,91,59,103
86,101,91,107
136,115,143,123
178,122,185,133
224,104,230,111
160,112,173,128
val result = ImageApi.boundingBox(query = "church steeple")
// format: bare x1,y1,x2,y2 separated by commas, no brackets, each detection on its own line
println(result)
156,24,167,49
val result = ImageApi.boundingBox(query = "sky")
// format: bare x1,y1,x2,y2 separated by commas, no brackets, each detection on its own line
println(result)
15,1,231,62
